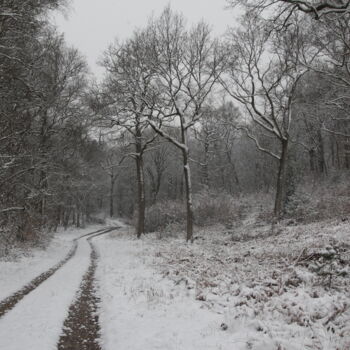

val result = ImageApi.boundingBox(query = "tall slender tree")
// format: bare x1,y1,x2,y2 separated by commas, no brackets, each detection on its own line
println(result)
100,31,158,238
222,14,311,217
144,7,226,241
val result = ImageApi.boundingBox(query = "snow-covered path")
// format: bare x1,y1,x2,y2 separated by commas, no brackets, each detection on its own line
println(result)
0,224,238,350
0,238,92,350
0,238,72,302
0,225,123,350
0,225,102,302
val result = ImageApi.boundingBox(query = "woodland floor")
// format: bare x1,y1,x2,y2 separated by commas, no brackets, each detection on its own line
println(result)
0,219,349,350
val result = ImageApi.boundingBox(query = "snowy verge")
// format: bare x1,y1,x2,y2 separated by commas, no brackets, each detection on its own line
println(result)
148,220,350,350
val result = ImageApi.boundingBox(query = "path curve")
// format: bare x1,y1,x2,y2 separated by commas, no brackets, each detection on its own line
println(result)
0,227,114,319
57,226,119,349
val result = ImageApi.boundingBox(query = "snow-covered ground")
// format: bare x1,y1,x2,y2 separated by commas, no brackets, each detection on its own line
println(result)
0,225,99,301
95,231,234,350
95,220,350,350
0,237,91,350
0,220,348,350
148,221,350,350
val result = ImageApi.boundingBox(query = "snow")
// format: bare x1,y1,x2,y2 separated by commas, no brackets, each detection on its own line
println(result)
0,237,91,350
0,226,100,301
0,238,70,301
143,220,350,350
95,231,235,350
93,219,350,350
0,219,348,350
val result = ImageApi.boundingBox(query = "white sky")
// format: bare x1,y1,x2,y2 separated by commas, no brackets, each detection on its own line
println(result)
53,0,237,78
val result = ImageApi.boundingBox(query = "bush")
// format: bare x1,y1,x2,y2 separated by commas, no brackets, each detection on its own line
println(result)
144,190,256,233
193,190,236,227
284,190,312,220
144,200,185,233
284,176,350,222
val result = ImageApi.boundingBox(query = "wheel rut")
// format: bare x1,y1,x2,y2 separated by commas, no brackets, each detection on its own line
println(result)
0,241,77,318
57,236,105,350
0,227,114,319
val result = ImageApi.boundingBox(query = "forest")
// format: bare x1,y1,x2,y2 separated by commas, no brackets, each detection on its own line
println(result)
1,0,350,246
0,1,350,349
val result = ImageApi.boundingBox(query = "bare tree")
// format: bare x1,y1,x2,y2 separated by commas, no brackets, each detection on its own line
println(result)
222,14,310,217
144,7,226,241
229,0,350,19
215,102,242,193
100,31,158,238
101,148,125,218
33,30,88,223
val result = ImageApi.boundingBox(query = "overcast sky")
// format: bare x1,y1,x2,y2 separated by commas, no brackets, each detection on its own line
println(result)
53,0,237,78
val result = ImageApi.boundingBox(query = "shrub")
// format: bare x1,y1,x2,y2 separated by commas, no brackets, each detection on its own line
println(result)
193,190,236,227
144,200,185,233
284,176,350,222
144,190,257,233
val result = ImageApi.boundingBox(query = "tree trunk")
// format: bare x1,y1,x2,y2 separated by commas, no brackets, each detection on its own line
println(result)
225,150,241,193
72,207,76,226
274,139,288,218
336,140,341,169
76,208,80,228
133,121,146,238
39,111,48,224
309,149,316,172
147,169,157,204
317,129,326,174
331,138,336,168
202,141,209,187
182,149,194,242
110,175,115,218
154,171,162,203
135,155,145,238
181,128,194,242
63,210,70,230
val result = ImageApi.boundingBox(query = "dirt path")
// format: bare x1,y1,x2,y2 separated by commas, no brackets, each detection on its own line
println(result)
0,241,78,319
57,238,102,350
57,227,120,349
0,227,114,319
57,226,119,349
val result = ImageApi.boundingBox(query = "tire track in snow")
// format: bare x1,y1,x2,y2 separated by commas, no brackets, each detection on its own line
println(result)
57,228,119,350
0,241,78,319
0,227,113,319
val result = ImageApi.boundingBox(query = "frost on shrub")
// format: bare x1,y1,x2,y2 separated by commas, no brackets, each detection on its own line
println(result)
193,190,236,226
284,190,312,220
144,191,239,233
0,210,46,257
144,190,276,234
297,243,350,288
284,179,350,223
144,200,185,233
